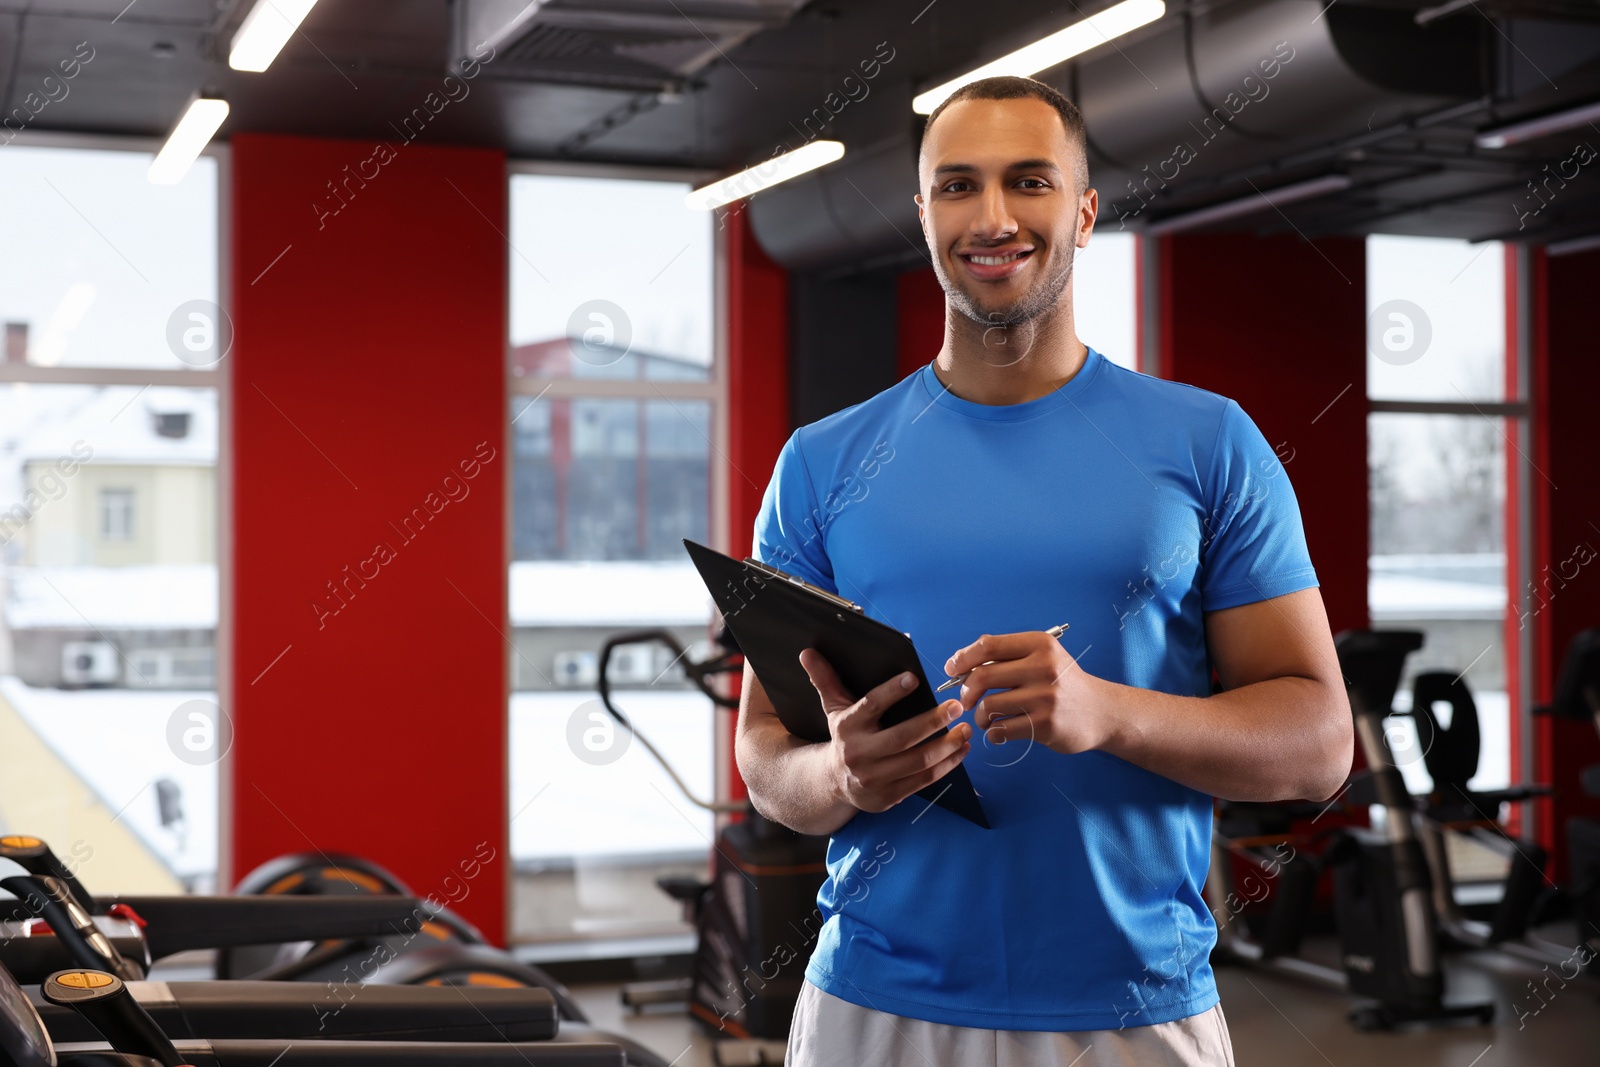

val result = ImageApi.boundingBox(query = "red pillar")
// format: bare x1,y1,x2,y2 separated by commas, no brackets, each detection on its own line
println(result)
1156,233,1370,639
896,268,945,379
229,133,509,942
1530,245,1600,872
724,203,790,799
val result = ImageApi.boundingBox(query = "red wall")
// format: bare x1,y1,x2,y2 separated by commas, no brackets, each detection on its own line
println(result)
724,203,790,800
1157,233,1370,639
229,133,509,942
725,203,790,559
896,268,944,379
1532,246,1600,864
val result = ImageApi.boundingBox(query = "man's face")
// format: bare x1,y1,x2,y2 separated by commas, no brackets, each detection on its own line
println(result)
915,97,1096,333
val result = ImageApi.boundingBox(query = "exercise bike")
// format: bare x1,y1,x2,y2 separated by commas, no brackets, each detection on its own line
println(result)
597,624,828,1064
1207,629,1494,1030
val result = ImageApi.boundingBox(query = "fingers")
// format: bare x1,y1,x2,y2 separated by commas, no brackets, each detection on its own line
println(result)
971,687,1045,729
943,631,1051,681
876,730,975,807
869,719,974,784
799,648,856,713
833,664,922,733
979,705,1045,746
955,658,1050,710
877,697,967,754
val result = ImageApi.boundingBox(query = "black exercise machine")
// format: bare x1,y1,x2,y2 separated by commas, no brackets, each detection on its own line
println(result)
0,957,624,1067
0,867,669,1067
1393,668,1583,972
596,626,828,1051
1535,626,1600,976
1208,629,1494,1030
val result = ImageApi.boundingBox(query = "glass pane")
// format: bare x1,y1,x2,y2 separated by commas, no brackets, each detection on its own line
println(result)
508,390,717,943
509,174,713,382
1366,235,1505,402
0,146,219,371
1369,412,1509,794
0,383,219,893
1074,229,1137,370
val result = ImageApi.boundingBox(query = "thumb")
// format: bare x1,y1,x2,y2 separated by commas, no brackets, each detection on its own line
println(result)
798,648,855,713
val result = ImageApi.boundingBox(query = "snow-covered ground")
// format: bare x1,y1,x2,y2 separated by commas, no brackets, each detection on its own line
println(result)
509,561,711,627
5,564,217,629
0,676,218,882
509,689,716,864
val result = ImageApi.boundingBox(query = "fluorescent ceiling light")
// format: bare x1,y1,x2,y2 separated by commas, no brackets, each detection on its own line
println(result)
1141,174,1352,235
149,97,229,185
1548,232,1600,257
229,0,320,72
685,140,845,211
1476,98,1600,149
912,0,1165,115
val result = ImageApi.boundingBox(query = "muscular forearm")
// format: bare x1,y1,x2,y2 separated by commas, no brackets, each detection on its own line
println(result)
1091,674,1352,802
735,715,858,837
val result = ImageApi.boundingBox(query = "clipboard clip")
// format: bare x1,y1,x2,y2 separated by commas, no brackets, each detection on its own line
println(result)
741,556,865,614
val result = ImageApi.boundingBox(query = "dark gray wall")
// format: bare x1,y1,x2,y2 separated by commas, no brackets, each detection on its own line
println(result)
788,268,901,429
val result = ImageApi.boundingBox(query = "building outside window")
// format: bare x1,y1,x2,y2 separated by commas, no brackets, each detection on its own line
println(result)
506,169,721,948
0,142,221,894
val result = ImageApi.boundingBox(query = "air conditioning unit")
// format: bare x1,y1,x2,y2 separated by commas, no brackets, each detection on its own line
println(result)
606,643,659,685
61,641,119,686
127,648,217,689
452,0,811,94
552,650,598,688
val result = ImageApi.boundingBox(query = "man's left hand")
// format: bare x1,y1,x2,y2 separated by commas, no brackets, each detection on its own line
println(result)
944,631,1108,755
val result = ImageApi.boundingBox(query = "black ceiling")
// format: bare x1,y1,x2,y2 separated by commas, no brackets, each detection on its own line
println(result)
4,0,1600,271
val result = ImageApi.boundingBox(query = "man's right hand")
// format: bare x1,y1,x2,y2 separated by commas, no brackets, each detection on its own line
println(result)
799,647,974,815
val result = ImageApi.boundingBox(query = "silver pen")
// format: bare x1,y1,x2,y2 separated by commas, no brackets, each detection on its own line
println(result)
934,622,1071,693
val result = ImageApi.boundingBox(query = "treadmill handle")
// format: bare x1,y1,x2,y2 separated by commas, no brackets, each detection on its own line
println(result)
103,896,436,960
0,835,96,912
42,969,185,1067
0,876,142,982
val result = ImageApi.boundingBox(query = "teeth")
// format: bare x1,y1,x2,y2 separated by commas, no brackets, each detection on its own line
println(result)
970,252,1023,266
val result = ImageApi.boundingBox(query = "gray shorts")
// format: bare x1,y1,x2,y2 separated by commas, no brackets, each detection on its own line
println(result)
786,979,1236,1067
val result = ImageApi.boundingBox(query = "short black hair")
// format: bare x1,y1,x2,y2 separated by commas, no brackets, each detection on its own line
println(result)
920,76,1090,195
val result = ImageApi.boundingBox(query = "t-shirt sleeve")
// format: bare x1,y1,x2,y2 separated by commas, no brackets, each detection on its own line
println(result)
751,431,838,594
1197,400,1319,612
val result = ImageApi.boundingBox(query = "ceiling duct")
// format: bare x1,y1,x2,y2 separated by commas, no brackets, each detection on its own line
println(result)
748,0,1487,271
452,0,812,93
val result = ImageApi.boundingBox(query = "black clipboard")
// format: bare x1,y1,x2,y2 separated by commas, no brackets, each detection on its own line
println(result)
683,539,989,829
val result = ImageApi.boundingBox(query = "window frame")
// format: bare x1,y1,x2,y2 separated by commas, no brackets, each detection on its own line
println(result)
97,487,136,542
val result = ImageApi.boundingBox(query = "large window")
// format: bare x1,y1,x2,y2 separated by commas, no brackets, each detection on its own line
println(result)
507,170,721,946
0,143,221,895
1075,230,1137,370
1366,235,1520,803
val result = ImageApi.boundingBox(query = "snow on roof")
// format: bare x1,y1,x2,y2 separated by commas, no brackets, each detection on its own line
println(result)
0,675,217,879
510,560,711,627
6,561,711,630
1369,572,1504,619
8,385,216,467
6,564,217,629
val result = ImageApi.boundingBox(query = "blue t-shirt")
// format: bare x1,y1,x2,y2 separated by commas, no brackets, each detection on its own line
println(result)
750,346,1319,1031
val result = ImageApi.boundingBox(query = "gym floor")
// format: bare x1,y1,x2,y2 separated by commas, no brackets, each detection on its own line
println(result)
564,929,1600,1066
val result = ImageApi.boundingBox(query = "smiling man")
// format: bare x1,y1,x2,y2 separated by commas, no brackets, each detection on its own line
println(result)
734,76,1353,1067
